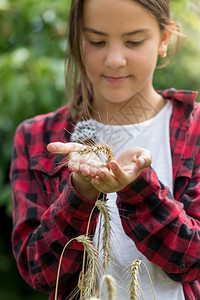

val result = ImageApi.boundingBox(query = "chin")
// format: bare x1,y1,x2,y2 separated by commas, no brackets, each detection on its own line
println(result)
105,93,136,104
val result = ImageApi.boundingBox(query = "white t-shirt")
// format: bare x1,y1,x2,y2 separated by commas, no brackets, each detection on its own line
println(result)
92,101,185,299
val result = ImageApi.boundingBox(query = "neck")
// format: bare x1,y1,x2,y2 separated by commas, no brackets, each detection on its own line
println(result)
92,91,165,125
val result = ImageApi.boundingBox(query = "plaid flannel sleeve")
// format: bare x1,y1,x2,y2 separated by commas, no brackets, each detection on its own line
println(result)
117,160,200,284
10,121,99,297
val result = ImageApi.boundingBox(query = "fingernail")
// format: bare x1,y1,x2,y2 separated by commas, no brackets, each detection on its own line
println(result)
94,176,100,184
47,144,57,151
72,163,79,172
99,172,105,178
110,161,117,170
90,167,97,175
139,158,146,167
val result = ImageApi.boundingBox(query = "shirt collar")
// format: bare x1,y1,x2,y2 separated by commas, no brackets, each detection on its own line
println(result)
158,88,198,126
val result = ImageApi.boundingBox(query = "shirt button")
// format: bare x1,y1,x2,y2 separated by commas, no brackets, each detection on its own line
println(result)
179,264,186,271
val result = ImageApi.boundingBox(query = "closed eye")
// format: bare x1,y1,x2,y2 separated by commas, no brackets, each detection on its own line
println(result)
126,40,144,47
89,40,105,46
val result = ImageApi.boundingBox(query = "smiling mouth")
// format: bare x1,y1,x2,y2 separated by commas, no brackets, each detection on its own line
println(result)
104,75,130,83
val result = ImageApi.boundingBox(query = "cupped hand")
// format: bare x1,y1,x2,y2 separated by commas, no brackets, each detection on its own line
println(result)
47,142,152,196
47,142,108,200
47,142,107,174
91,146,152,193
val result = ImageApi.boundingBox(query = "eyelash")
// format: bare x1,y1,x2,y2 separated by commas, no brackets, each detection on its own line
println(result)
88,40,144,47
126,40,144,47
89,40,105,46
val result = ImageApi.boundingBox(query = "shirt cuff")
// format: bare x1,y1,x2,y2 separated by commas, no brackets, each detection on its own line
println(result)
117,167,159,204
61,173,101,220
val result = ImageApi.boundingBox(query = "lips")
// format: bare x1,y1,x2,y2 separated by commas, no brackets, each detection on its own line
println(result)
104,75,130,83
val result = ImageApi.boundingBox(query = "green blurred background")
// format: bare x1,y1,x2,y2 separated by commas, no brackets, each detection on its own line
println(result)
0,0,199,299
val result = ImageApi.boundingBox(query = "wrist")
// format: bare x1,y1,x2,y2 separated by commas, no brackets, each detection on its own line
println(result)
72,172,99,201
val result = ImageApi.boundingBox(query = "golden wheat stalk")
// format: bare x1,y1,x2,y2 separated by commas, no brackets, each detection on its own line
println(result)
64,125,113,169
78,200,101,300
140,261,156,300
128,259,156,300
54,235,99,300
54,237,77,300
77,235,99,299
78,144,113,167
129,259,141,300
55,123,114,299
95,199,111,273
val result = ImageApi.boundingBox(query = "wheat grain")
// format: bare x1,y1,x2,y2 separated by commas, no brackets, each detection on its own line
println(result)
78,144,113,167
129,259,141,300
95,199,111,273
77,235,99,299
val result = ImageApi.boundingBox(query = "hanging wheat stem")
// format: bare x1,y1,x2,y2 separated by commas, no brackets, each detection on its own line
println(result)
77,235,99,299
54,235,99,300
140,261,156,300
80,203,99,300
54,201,99,300
95,193,107,255
99,275,117,300
96,213,103,254
95,199,111,273
92,201,103,295
54,237,77,300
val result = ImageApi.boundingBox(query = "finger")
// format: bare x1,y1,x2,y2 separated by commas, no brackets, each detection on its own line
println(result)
131,149,152,168
47,142,84,156
108,160,131,186
79,164,91,176
136,156,152,169
92,175,117,193
68,160,80,172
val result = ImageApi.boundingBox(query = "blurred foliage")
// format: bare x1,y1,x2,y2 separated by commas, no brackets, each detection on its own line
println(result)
154,0,200,91
0,0,199,299
0,0,70,299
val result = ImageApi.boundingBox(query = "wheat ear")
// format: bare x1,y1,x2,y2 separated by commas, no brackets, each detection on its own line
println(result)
54,202,98,300
99,275,117,300
77,200,98,299
77,235,99,299
129,259,156,300
129,259,141,300
78,144,113,168
95,199,111,273
54,235,99,300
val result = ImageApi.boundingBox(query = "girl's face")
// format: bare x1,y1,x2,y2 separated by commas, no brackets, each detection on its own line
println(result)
82,0,170,109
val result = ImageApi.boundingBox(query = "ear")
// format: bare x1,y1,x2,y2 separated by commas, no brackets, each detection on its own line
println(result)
158,27,172,58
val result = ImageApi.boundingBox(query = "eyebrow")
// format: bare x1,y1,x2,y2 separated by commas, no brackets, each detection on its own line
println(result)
83,27,150,37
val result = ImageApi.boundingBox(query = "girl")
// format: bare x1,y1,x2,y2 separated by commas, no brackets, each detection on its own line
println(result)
10,0,200,299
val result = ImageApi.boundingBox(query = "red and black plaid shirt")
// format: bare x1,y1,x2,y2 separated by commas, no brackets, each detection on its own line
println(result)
10,89,200,299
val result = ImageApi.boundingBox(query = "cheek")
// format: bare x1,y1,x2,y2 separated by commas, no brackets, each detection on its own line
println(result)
82,46,103,74
130,45,158,73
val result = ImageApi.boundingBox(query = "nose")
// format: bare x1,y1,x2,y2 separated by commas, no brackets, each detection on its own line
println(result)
104,44,127,69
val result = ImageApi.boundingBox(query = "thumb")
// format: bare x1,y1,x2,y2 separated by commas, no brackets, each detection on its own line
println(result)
47,142,83,156
136,157,151,169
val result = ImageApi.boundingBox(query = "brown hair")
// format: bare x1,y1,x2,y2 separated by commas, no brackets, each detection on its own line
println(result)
66,0,180,122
